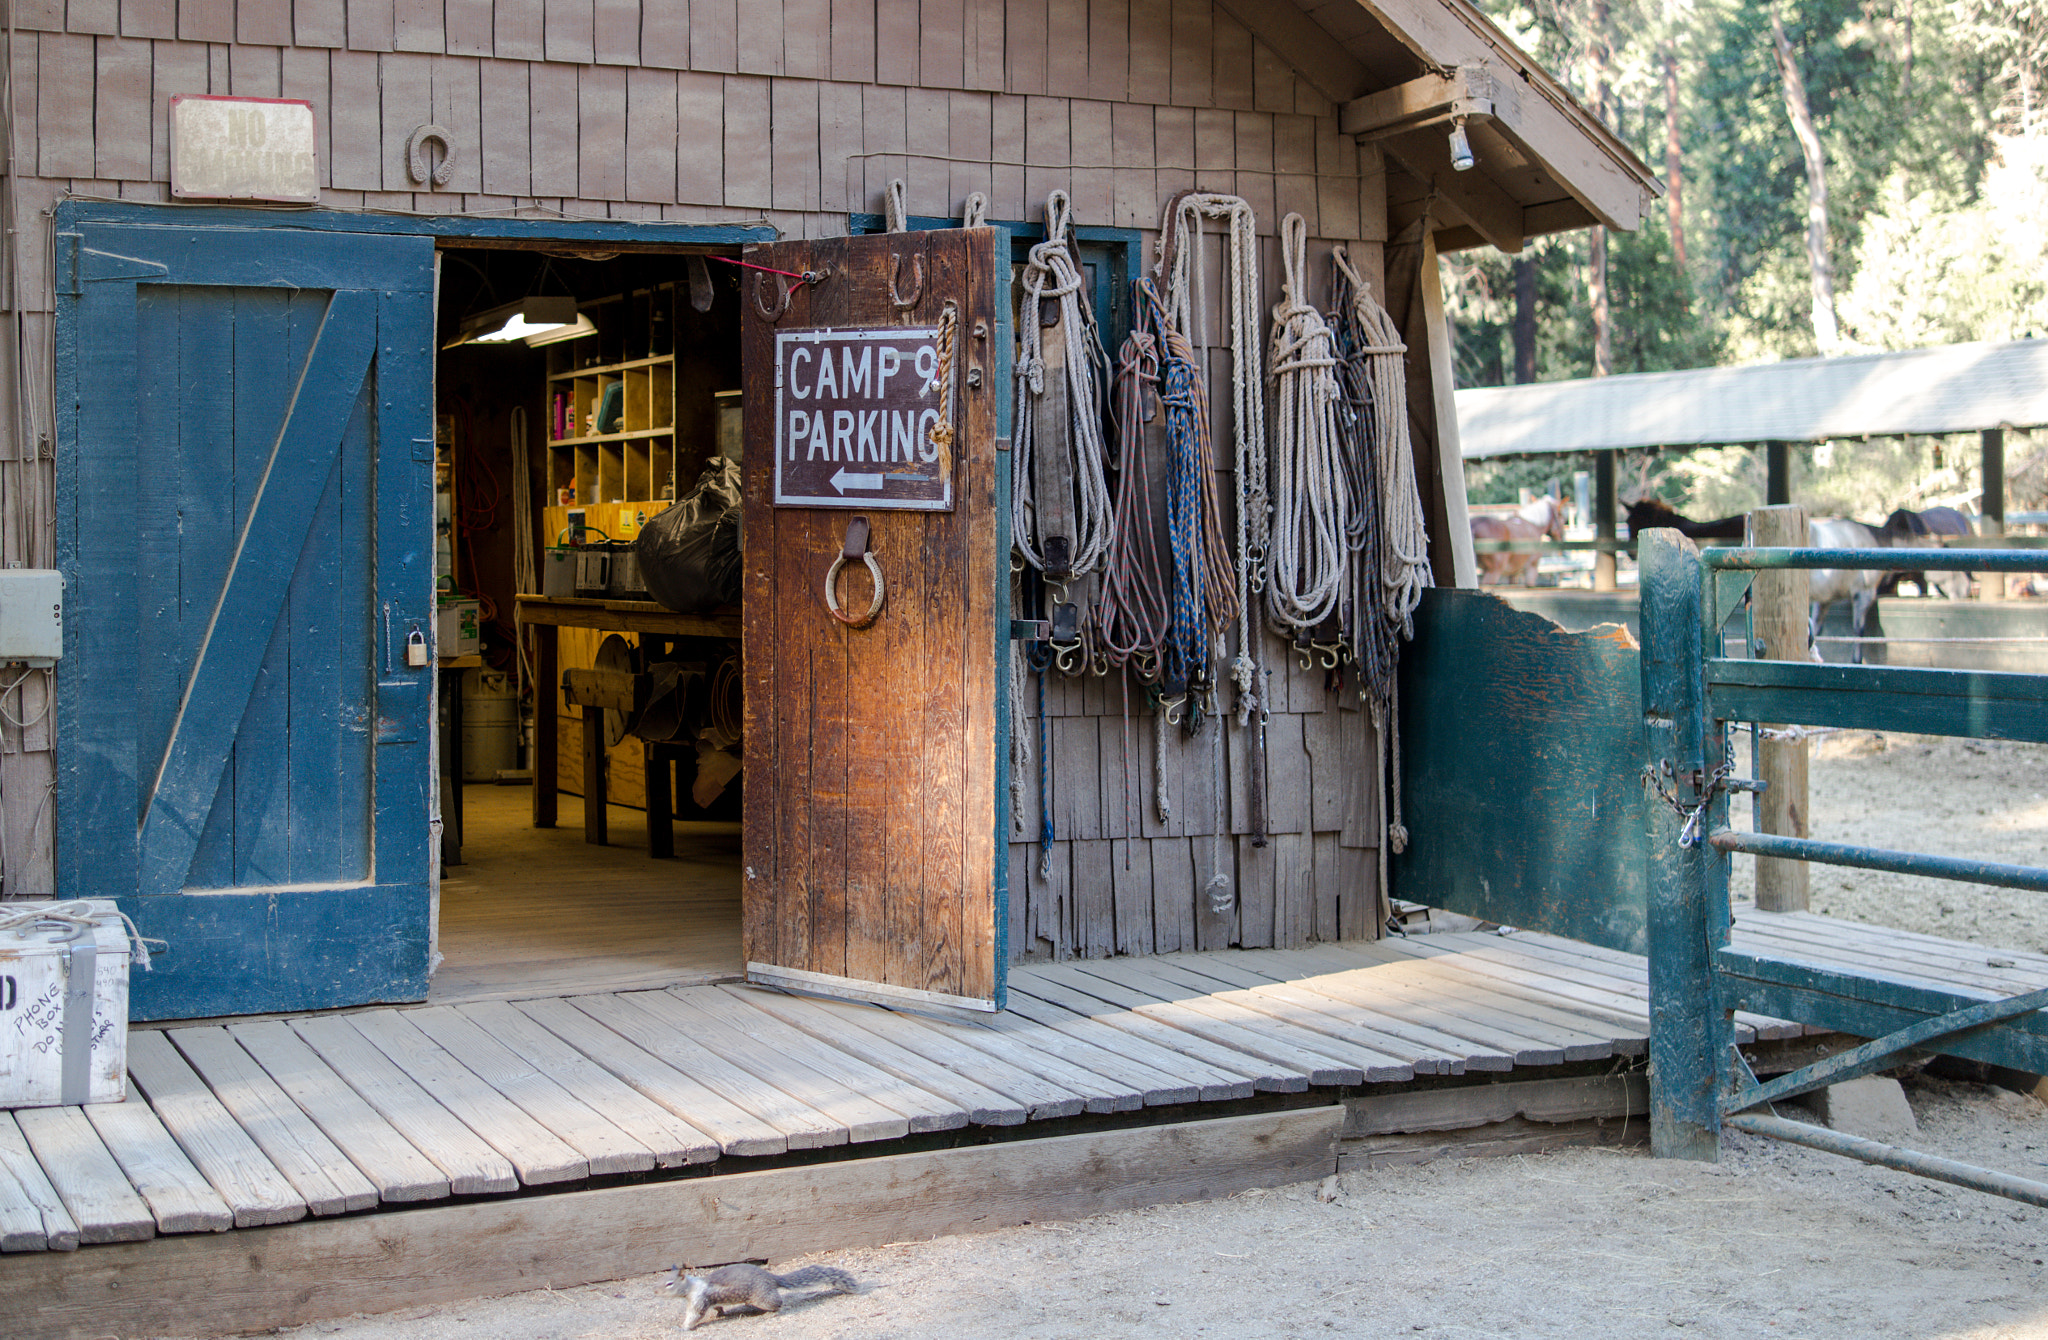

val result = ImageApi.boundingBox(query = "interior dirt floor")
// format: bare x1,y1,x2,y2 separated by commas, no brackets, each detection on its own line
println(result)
429,783,742,1005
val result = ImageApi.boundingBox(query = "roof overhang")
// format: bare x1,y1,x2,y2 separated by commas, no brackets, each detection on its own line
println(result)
1456,340,2048,459
1240,0,1663,253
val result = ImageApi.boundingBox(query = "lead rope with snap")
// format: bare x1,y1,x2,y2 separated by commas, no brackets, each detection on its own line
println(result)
1265,212,1349,634
1330,246,1430,877
1160,190,1269,864
1011,191,1114,584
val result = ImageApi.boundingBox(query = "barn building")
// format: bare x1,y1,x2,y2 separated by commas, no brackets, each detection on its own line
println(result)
0,3,1727,1331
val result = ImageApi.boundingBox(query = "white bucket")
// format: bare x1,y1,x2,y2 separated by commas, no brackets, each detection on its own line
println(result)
460,668,520,781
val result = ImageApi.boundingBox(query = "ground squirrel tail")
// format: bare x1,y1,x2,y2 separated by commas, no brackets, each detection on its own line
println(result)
771,1265,858,1294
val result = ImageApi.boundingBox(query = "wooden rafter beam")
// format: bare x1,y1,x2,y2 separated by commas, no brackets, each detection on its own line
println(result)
1338,65,1509,141
1377,119,1526,253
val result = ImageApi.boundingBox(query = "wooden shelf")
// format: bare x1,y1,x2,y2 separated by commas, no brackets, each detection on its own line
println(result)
547,427,675,447
547,353,675,383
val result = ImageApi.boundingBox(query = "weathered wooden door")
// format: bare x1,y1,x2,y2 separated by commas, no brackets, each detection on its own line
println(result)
740,227,1012,1011
55,221,437,1021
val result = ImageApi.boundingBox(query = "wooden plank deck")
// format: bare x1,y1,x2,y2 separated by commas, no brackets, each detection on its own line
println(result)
6,911,2035,1255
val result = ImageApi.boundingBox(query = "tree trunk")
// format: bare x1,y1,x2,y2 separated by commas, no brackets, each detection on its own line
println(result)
1589,0,1615,377
1772,9,1840,352
1663,45,1687,271
1512,257,1537,383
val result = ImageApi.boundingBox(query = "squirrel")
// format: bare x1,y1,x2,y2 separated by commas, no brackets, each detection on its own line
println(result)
663,1262,860,1330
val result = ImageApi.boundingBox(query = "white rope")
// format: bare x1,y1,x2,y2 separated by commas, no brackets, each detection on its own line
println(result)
0,899,165,969
1011,191,1114,580
1334,246,1432,634
885,178,910,233
1156,192,1267,728
1009,648,1031,836
961,192,988,228
1265,214,1349,631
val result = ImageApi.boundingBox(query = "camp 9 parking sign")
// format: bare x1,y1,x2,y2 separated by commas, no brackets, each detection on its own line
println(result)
772,327,955,511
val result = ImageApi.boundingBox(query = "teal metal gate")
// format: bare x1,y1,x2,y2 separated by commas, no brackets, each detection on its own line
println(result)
1639,530,2048,1202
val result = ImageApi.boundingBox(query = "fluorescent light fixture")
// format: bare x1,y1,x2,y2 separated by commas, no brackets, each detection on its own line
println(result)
522,313,598,347
445,296,595,349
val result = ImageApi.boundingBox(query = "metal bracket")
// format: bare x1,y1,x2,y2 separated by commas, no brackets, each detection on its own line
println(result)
1009,619,1051,642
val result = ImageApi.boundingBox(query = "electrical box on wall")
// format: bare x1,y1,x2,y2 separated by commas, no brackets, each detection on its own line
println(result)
0,570,63,666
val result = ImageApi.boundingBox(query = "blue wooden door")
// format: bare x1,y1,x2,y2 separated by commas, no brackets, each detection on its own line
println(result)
55,222,437,1021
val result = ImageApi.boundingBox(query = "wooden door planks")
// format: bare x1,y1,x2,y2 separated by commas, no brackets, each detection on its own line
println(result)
727,987,1031,1125
402,1006,656,1176
80,1099,234,1234
452,1001,719,1167
125,1031,305,1227
566,992,848,1150
666,987,968,1135
167,1026,381,1214
11,1106,154,1243
0,1113,78,1250
516,995,784,1157
627,989,913,1142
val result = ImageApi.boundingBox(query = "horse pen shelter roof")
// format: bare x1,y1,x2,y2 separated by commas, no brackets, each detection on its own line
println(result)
1456,338,2048,459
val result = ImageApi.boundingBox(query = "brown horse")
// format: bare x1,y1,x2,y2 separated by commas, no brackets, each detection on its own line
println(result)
1472,496,1565,585
1623,497,1746,541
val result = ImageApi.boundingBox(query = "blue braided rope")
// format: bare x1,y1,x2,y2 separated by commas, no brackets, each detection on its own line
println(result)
1139,278,1210,699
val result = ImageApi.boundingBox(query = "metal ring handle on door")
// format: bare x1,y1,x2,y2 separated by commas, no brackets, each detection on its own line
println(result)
825,516,886,629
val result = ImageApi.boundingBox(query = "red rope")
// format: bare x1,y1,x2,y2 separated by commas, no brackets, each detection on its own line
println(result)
710,254,820,283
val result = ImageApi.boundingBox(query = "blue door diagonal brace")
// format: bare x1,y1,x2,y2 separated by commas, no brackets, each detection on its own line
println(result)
1725,984,2048,1115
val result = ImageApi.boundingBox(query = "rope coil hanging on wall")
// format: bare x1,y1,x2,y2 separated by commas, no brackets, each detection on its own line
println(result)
1329,244,1432,858
1265,213,1351,635
1011,191,1115,586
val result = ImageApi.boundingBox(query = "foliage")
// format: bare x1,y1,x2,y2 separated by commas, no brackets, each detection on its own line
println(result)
1452,0,2038,379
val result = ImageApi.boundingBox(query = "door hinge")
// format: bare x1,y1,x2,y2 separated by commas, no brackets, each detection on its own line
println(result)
56,234,80,297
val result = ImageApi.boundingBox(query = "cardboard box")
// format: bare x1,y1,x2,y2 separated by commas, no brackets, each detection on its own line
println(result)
1,900,131,1108
437,598,481,656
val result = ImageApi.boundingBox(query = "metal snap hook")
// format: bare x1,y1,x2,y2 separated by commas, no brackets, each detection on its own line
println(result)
825,517,886,629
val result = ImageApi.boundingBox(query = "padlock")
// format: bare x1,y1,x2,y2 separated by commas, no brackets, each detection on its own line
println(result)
406,628,429,668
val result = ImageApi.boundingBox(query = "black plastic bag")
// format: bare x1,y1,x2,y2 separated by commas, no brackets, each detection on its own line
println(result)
636,456,743,614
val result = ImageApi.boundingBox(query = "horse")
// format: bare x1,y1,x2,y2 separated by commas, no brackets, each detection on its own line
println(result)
1471,496,1565,585
1878,506,1973,598
1623,497,1746,541
1808,517,1901,663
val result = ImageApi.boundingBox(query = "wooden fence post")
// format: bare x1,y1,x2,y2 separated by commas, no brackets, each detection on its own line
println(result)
1750,504,1809,912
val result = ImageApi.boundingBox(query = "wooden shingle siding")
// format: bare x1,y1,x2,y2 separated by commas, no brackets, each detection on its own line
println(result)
0,1,1397,943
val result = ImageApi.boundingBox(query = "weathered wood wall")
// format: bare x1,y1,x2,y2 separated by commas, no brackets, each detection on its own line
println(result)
0,0,1415,938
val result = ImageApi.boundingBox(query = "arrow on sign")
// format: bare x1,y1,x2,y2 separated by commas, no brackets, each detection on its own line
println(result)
830,468,886,493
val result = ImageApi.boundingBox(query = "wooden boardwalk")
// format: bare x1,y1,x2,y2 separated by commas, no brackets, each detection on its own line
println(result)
2,912,2027,1255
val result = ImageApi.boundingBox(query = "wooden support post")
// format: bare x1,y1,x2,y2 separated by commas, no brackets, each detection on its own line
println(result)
1638,530,1726,1162
582,704,608,846
1982,428,2006,601
1765,440,1791,506
1750,504,1809,913
645,744,673,859
1593,449,1618,593
532,625,558,829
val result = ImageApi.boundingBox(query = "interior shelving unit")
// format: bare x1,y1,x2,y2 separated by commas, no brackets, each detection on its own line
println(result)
543,282,681,546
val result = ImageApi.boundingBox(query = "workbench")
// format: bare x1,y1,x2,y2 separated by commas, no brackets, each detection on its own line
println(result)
515,595,741,852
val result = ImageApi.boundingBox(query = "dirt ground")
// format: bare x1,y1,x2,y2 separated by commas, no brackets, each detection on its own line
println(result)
1730,731,2048,951
223,734,2048,1340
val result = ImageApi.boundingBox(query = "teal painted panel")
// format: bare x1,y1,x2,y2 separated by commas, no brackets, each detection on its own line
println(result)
1390,588,1650,953
57,216,434,1019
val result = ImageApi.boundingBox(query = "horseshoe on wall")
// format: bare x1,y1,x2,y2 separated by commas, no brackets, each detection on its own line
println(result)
405,124,457,187
889,250,926,310
752,270,795,323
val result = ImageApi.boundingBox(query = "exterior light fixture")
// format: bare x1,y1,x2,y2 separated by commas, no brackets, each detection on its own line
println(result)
1448,117,1476,172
